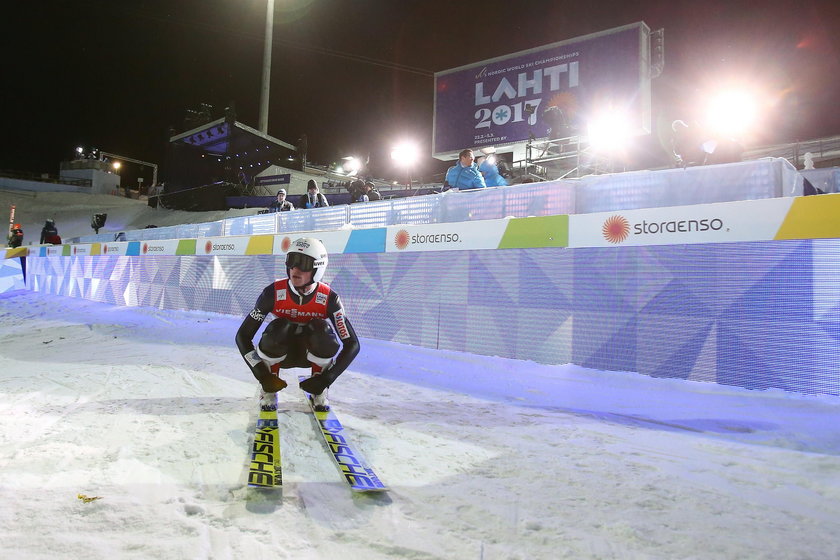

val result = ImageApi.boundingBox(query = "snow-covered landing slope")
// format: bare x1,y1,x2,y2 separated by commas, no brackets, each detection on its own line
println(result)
1,290,838,560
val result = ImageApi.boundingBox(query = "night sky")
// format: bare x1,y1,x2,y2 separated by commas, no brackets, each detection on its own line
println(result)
5,0,840,185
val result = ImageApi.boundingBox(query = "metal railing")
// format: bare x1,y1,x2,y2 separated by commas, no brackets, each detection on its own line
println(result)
73,158,805,244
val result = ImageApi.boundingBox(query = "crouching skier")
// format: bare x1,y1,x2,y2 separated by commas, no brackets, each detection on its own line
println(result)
236,237,360,411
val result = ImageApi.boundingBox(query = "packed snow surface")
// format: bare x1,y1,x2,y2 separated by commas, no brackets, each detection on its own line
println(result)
1,290,838,559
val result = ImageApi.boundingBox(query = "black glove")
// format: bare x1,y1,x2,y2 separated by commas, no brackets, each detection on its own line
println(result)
256,367,287,393
244,350,287,393
299,373,332,395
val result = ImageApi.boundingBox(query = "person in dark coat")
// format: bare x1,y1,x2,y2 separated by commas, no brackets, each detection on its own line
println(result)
298,180,329,209
266,189,294,212
40,219,61,244
364,181,382,201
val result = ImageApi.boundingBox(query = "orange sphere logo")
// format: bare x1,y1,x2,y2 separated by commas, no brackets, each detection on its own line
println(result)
602,215,630,244
394,230,410,250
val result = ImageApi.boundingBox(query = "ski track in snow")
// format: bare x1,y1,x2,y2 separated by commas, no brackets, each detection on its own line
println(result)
1,290,839,559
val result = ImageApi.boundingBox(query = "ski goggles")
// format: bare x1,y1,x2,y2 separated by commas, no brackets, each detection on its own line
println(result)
285,252,315,272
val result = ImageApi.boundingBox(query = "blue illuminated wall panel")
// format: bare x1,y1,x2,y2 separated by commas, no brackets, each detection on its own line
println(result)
23,239,840,395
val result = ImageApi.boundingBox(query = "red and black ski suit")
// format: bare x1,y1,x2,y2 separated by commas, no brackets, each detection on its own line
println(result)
236,278,360,394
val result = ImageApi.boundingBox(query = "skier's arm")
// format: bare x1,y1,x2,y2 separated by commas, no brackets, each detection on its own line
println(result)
235,284,273,355
322,293,360,383
236,285,286,391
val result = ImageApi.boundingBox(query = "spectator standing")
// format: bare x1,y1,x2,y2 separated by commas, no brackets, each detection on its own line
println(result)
445,149,486,190
479,157,508,187
299,180,329,209
40,219,61,244
266,189,294,212
8,224,24,248
364,181,382,201
349,179,368,203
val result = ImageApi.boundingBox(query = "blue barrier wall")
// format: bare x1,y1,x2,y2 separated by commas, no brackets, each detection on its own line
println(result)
23,238,840,396
0,258,26,293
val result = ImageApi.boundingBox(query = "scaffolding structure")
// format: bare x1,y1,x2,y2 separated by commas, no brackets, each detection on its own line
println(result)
512,135,613,181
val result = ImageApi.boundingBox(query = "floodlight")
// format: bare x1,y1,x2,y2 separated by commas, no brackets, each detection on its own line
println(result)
342,156,362,174
390,141,420,167
703,90,758,138
586,108,632,153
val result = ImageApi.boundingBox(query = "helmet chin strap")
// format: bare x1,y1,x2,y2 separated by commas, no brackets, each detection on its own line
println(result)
287,270,317,296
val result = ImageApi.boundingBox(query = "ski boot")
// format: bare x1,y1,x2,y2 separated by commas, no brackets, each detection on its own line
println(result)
308,363,330,412
259,362,286,411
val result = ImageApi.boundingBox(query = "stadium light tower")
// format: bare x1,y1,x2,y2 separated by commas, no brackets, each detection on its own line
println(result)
258,0,275,134
391,141,420,188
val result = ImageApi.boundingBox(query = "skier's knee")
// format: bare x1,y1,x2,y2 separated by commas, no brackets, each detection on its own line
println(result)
258,317,295,360
306,318,340,363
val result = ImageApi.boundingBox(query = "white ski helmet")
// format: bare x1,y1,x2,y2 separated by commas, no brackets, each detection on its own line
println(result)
285,237,328,284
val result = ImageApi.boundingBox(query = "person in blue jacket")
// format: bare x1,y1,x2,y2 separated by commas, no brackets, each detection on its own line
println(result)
478,157,508,187
445,149,486,190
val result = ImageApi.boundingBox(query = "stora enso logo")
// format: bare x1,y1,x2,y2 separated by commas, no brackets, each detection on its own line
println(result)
394,229,410,250
602,215,630,244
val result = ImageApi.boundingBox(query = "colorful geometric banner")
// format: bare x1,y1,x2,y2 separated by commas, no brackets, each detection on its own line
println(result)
13,194,840,261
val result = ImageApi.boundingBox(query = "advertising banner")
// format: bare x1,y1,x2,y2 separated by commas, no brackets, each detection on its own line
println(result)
433,22,650,158
30,195,840,260
199,235,273,256
3,247,28,259
139,239,194,256
70,244,100,257
386,220,509,253
101,242,130,256
273,230,355,255
568,198,795,248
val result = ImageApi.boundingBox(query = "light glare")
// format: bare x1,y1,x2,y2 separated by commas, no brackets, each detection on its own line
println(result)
704,90,758,137
391,141,420,167
587,108,632,153
342,156,362,174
